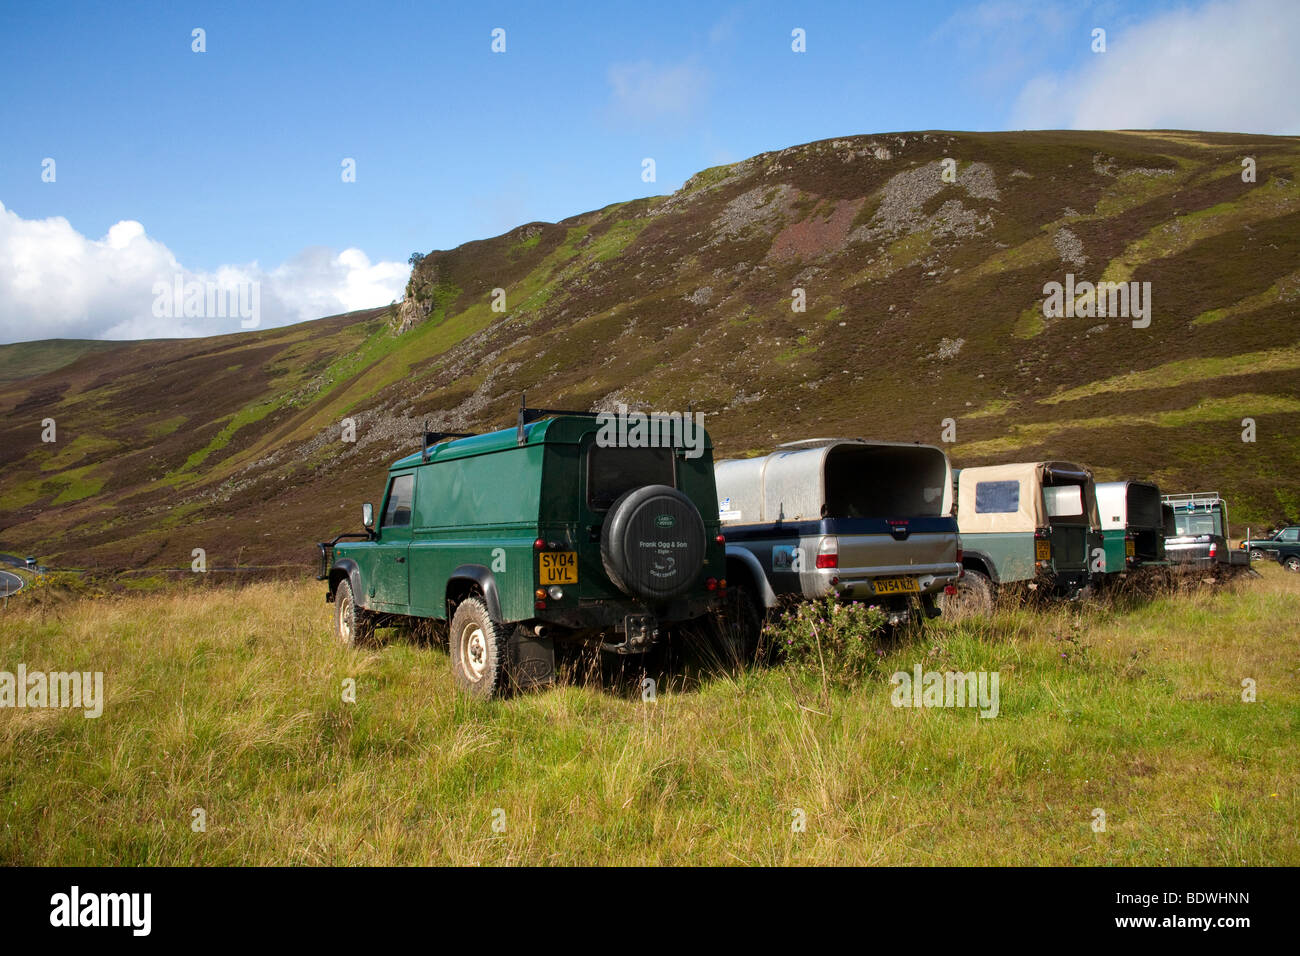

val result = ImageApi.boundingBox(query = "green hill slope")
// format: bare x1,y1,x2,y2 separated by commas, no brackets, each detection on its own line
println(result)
1,129,1297,569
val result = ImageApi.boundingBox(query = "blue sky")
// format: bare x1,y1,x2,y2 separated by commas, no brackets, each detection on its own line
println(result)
1,0,1297,342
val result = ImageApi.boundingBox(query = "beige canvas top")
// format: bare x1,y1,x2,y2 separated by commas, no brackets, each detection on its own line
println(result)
957,461,1099,534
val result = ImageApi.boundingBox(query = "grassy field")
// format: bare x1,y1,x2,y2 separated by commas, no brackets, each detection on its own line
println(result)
1,565,1296,865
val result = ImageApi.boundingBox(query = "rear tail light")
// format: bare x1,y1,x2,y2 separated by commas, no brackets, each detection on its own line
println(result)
533,538,546,551
815,536,838,569
715,534,726,545
1209,542,1218,559
944,585,957,595
705,577,718,591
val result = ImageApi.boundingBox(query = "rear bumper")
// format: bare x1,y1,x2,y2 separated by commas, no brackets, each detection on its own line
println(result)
1048,567,1090,594
817,562,962,603
538,592,721,631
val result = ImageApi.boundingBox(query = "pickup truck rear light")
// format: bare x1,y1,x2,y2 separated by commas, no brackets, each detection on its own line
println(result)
533,538,546,551
955,548,964,564
1209,542,1218,559
715,534,726,545
815,536,838,569
705,577,718,591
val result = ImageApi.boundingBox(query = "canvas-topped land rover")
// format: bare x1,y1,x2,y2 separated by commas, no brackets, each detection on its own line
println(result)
317,407,728,698
715,439,962,626
946,461,1103,612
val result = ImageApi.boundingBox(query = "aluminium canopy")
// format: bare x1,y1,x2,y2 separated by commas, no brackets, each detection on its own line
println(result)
715,439,952,526
1094,480,1164,532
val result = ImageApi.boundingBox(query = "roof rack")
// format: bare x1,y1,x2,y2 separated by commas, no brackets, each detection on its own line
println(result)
514,395,702,445
1162,491,1223,511
421,420,475,462
516,392,603,445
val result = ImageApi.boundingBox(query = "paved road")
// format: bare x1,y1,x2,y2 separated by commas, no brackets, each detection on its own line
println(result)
0,570,23,598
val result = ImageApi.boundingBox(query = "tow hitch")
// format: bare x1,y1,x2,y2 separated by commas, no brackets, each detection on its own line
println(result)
601,613,657,654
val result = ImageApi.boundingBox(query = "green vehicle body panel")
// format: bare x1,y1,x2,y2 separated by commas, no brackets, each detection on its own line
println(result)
329,417,724,624
964,531,1034,583
954,462,1100,591
1100,528,1129,575
961,527,1095,584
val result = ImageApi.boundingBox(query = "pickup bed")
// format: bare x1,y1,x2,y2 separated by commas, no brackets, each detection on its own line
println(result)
716,439,961,625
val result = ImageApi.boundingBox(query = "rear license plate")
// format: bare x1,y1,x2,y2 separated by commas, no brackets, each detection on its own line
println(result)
1125,539,1136,556
539,551,578,585
873,576,918,595
1035,539,1052,561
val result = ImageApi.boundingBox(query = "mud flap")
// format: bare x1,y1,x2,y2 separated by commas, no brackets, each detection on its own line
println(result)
507,629,555,690
920,593,941,620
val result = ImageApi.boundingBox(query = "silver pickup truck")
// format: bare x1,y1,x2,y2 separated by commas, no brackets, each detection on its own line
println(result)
715,439,962,626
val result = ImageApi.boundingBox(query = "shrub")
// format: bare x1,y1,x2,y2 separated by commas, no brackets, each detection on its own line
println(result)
766,597,888,686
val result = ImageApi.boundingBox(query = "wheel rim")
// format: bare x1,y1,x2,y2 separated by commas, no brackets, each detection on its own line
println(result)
461,624,488,681
1287,558,1300,572
339,592,353,643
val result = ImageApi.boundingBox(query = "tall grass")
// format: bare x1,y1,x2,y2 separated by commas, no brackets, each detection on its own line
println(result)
1,567,1296,865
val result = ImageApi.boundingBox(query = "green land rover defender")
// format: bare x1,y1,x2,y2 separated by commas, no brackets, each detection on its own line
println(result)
317,408,728,698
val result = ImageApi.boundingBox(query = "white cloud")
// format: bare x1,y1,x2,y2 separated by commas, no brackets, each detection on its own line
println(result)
1011,0,1300,134
606,59,709,122
0,200,410,343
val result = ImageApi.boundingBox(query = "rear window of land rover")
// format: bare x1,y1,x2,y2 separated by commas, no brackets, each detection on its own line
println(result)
586,445,675,511
1044,483,1086,523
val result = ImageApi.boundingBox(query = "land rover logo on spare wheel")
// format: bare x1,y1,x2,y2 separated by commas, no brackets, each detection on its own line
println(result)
600,485,707,602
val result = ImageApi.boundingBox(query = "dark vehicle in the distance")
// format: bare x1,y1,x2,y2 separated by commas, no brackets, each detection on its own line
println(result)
1265,532,1300,572
1239,526,1300,563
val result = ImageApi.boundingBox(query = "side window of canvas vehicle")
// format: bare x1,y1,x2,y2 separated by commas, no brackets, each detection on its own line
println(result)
974,480,1019,514
382,474,414,528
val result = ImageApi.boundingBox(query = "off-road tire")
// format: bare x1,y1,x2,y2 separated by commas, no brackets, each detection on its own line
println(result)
942,569,994,618
449,597,509,699
711,584,764,667
335,578,375,647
